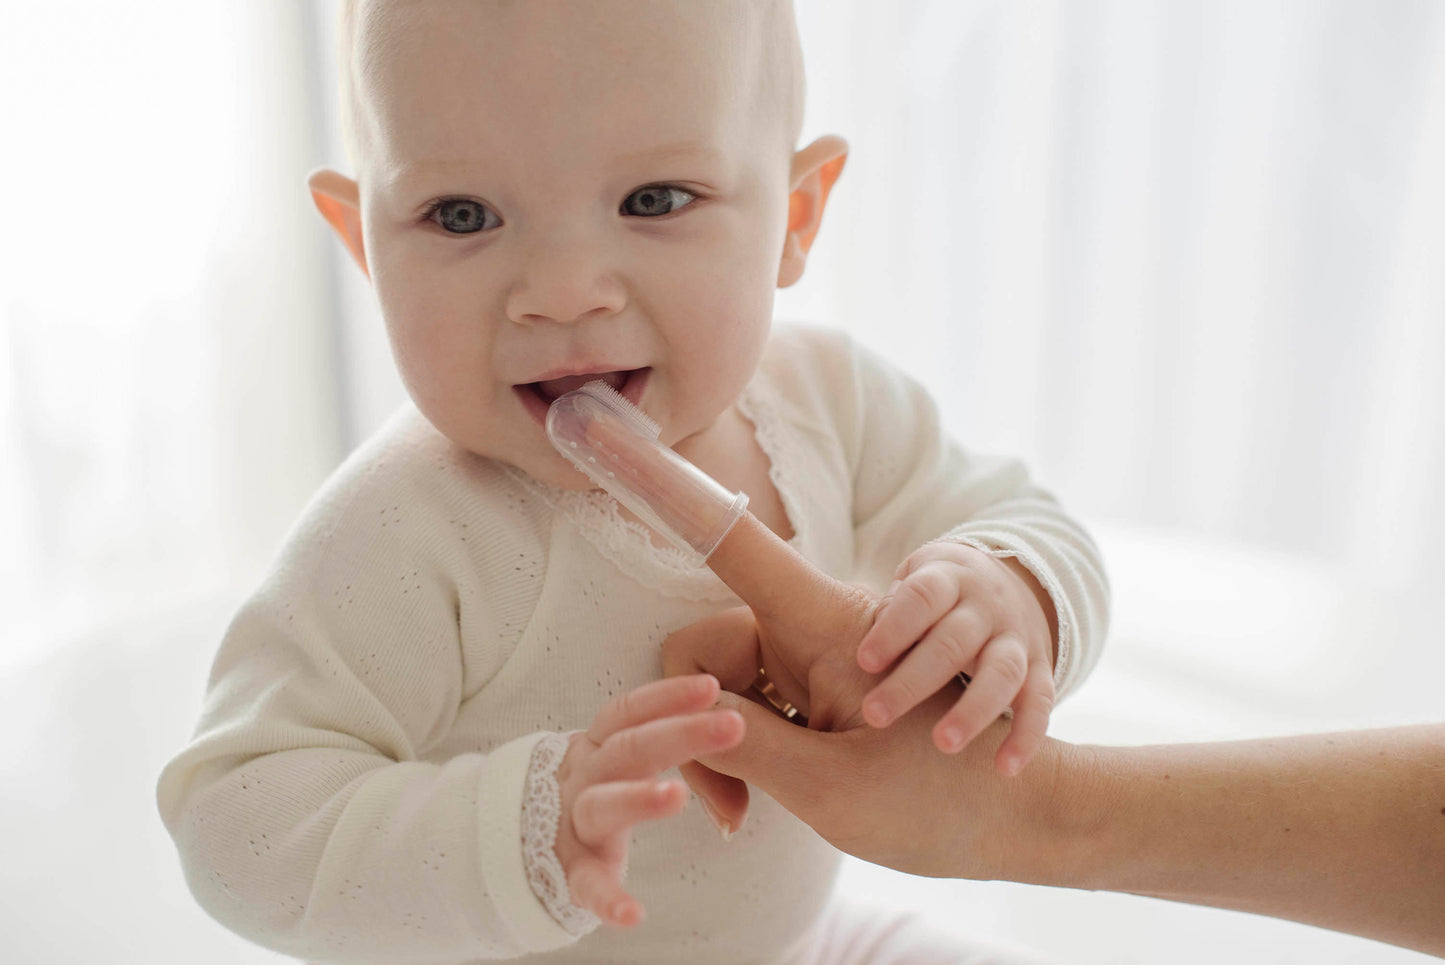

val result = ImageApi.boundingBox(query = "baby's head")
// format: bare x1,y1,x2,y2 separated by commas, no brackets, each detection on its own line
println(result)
310,0,846,488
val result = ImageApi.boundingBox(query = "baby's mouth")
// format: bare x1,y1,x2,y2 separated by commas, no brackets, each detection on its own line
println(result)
531,369,630,404
516,368,650,424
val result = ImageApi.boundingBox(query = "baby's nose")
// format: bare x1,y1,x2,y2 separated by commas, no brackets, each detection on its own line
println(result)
505,232,627,325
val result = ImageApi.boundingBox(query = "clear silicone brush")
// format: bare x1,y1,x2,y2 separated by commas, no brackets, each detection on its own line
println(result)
545,380,749,566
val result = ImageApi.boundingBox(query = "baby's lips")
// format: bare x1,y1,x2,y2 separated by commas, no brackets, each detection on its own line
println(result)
545,386,748,565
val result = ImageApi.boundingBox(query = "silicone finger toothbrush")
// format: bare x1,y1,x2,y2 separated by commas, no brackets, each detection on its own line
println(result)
544,380,749,567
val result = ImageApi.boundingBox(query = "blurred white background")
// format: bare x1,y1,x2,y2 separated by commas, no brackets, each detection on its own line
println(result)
1,1,1441,963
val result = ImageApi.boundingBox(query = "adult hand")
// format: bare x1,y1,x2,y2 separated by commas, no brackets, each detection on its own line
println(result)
660,510,1065,877
659,511,895,836
704,679,1072,881
667,513,1445,955
584,406,1445,955
550,380,939,834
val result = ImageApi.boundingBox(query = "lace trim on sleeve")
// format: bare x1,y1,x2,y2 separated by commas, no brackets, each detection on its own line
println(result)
522,732,601,937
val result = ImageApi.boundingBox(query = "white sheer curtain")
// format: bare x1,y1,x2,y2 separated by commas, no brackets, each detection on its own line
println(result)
317,0,1445,590
2,4,337,962
0,2,341,669
779,0,1445,583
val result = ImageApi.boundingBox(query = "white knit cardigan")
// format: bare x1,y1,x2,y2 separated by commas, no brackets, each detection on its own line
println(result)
157,324,1109,965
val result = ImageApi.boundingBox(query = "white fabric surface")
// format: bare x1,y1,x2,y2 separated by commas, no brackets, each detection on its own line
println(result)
783,895,1066,965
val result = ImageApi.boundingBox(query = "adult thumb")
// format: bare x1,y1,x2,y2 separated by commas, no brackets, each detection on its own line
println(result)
661,607,763,835
699,691,836,818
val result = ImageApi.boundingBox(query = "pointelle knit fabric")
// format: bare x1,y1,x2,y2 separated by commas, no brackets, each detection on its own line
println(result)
156,324,1109,964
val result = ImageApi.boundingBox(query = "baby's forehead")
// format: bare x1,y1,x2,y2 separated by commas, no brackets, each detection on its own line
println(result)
342,0,801,176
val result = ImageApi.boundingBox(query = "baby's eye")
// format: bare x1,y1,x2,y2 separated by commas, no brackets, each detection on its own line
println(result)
621,185,697,218
428,199,500,234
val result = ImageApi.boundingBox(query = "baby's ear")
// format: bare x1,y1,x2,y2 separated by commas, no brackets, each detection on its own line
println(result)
307,168,369,278
777,135,848,289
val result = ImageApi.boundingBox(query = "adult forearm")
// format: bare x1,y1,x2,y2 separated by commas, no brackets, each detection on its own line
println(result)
1048,725,1445,955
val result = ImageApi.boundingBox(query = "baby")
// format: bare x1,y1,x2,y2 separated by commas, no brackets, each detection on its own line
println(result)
158,1,1108,963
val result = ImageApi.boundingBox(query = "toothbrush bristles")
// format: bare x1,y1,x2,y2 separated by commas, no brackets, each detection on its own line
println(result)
580,379,661,439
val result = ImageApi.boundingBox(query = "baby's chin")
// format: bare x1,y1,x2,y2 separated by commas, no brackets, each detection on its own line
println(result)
481,441,606,493
416,404,601,491
520,460,604,492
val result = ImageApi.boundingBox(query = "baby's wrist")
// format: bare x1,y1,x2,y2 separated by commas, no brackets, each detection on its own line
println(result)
522,732,600,936
993,554,1059,667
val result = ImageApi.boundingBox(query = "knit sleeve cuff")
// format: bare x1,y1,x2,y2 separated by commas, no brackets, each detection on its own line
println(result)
521,732,602,937
932,534,1082,702
475,733,579,953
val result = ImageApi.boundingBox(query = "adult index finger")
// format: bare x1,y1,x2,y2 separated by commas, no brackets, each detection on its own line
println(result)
704,511,835,621
549,383,826,616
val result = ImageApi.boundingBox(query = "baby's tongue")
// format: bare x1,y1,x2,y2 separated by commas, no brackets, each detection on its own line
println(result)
537,370,627,402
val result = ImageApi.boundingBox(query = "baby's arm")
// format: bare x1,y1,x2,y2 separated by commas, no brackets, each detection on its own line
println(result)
815,330,1109,765
156,470,730,960
159,576,522,960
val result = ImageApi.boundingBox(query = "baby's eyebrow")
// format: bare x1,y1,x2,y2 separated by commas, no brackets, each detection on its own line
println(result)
395,145,718,169
382,159,479,194
383,144,727,196
612,143,726,167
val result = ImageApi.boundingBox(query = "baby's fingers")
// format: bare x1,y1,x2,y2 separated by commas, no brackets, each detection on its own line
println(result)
856,562,961,674
572,778,688,848
591,709,745,783
568,853,643,928
994,659,1055,777
861,606,984,728
931,633,1027,754
587,674,720,744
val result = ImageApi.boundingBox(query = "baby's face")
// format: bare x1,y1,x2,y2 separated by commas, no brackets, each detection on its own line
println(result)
344,1,805,488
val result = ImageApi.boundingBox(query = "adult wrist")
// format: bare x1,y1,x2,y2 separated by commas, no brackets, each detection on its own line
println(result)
1011,738,1117,890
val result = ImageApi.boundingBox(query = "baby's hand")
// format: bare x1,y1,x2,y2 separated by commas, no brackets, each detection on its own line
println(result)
856,543,1055,775
554,674,744,927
